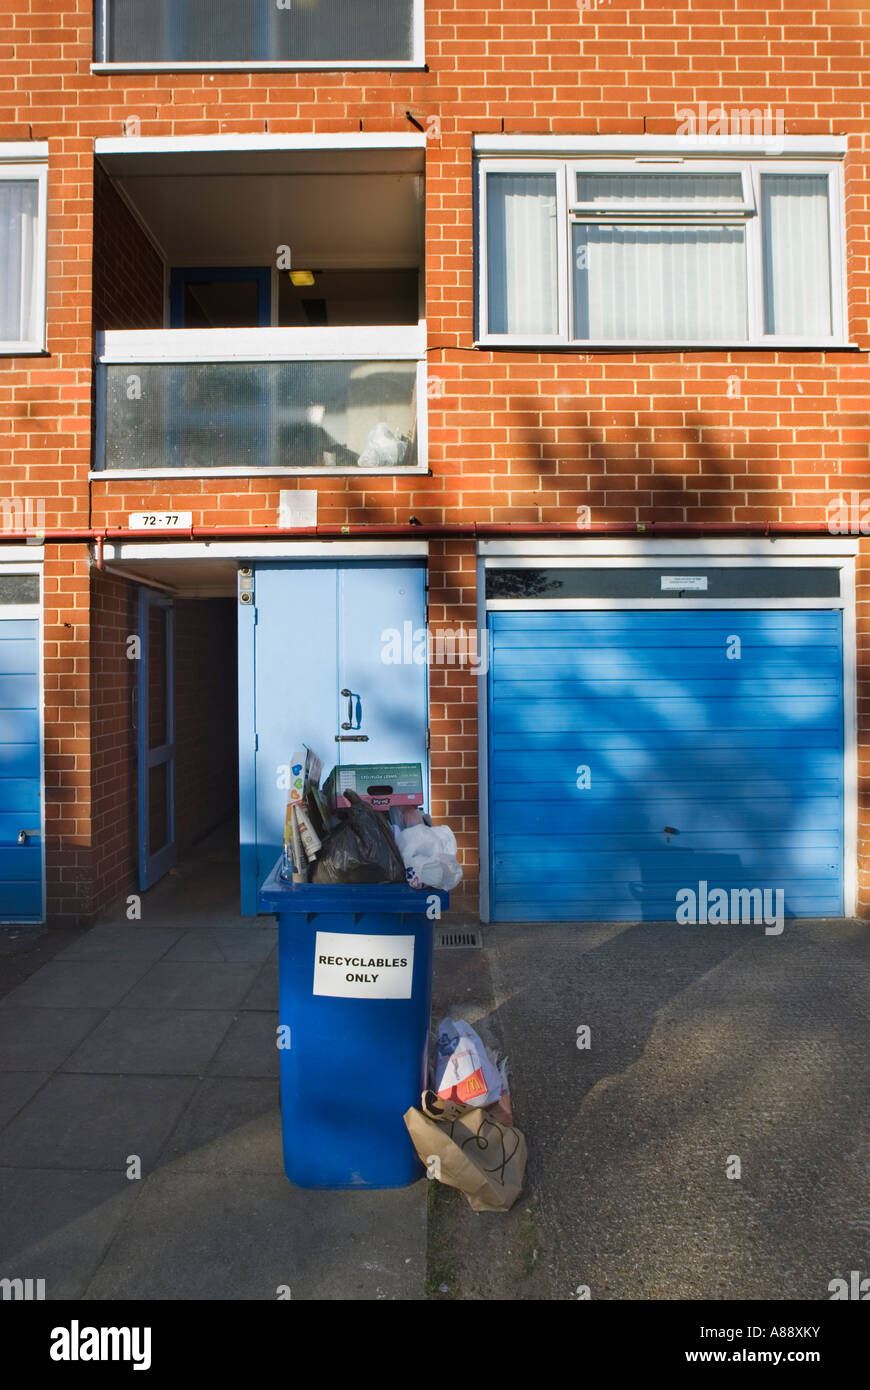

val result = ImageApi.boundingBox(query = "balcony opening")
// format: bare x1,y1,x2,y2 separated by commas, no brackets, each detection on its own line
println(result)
92,143,426,475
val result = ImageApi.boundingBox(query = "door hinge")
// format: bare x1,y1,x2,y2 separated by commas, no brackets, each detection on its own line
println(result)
254,733,259,751
426,727,430,750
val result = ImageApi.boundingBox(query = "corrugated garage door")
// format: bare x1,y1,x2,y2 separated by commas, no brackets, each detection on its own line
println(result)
0,614,42,921
488,610,844,922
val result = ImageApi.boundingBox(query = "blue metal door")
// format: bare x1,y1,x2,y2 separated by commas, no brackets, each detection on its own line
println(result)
0,616,41,921
239,561,428,913
488,610,844,922
137,589,176,890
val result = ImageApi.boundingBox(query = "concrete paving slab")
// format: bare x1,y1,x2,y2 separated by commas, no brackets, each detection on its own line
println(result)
0,958,154,1010
239,961,278,1011
0,1074,198,1171
162,928,276,964
61,1009,236,1076
0,1005,105,1071
83,1169,427,1300
118,961,260,1011
158,1077,283,1174
0,1072,50,1129
0,1169,140,1300
207,1011,279,1078
54,924,183,963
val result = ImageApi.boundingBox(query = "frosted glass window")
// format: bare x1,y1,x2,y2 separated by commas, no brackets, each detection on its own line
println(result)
0,181,39,347
102,0,415,63
573,223,747,341
486,174,559,336
761,175,832,337
100,360,419,471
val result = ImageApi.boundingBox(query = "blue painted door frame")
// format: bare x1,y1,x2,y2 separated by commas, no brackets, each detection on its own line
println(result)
238,560,429,914
168,267,272,329
137,588,177,891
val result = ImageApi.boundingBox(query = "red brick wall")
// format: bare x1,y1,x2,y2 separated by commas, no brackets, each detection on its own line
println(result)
174,598,238,852
427,540,480,913
2,1,869,916
44,546,96,924
92,160,164,333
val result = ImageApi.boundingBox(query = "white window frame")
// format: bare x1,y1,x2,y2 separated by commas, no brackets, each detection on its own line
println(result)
569,160,756,214
476,152,849,350
92,0,425,71
0,152,48,355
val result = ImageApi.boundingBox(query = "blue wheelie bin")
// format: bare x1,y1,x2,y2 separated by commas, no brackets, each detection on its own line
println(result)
258,858,449,1190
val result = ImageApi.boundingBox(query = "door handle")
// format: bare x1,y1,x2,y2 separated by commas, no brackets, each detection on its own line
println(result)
17,829,40,844
340,688,362,731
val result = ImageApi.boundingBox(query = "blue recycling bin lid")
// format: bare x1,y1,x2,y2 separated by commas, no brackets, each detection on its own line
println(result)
258,857,449,915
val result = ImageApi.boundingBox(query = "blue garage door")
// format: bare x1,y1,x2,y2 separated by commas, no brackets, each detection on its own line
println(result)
0,616,42,921
488,610,844,922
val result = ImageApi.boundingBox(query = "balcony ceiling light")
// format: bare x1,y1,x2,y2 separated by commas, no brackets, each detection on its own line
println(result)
289,270,316,286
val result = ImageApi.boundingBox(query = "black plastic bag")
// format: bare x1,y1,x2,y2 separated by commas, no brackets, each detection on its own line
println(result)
312,788,407,885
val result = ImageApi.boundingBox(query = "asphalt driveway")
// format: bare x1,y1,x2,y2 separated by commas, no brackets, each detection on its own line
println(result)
429,914,870,1300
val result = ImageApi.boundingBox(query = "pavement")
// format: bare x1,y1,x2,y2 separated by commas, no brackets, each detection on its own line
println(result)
0,831,425,1301
1,829,868,1301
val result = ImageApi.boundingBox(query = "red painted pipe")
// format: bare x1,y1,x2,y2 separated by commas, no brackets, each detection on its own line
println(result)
12,519,839,547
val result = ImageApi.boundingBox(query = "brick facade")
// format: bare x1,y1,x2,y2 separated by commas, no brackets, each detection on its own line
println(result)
2,2,869,919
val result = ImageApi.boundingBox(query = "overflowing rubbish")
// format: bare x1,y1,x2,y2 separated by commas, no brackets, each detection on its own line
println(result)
434,1016,503,1107
281,748,328,883
281,751,462,892
397,822,463,891
323,761,424,811
404,1020,525,1210
404,1089,527,1213
313,788,407,885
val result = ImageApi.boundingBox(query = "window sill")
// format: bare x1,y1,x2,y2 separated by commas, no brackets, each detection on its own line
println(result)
90,467,429,480
474,339,860,353
90,61,425,73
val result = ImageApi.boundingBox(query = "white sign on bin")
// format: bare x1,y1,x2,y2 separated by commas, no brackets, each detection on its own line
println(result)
312,931,415,999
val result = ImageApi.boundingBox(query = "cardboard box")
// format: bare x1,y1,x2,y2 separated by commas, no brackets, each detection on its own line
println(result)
324,762,424,810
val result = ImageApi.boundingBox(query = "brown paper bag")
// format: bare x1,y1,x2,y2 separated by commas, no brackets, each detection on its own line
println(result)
404,1093,527,1212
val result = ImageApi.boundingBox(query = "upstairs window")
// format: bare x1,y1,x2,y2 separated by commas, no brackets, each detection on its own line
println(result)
477,157,847,348
0,156,47,354
96,0,422,68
